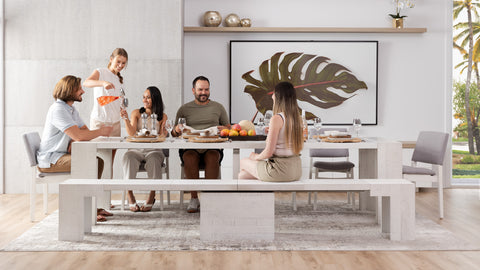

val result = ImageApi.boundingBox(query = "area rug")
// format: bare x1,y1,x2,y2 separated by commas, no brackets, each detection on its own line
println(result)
3,200,479,251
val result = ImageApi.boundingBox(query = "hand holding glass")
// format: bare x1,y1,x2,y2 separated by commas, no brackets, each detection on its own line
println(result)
121,97,129,119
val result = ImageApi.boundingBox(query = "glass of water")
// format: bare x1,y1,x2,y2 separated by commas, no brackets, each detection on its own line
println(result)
313,118,322,139
313,118,322,132
353,118,362,137
264,112,272,126
257,117,265,135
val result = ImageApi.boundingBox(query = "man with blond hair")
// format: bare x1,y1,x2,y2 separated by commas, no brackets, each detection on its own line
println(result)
37,75,113,221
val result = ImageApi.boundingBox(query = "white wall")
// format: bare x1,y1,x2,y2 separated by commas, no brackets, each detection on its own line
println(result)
3,0,454,193
5,0,183,193
184,0,453,184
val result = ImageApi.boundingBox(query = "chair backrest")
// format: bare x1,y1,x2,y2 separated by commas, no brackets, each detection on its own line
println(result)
23,132,41,167
310,128,349,158
412,131,449,165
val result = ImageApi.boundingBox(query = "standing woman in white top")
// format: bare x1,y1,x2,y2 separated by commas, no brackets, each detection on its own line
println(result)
239,81,304,182
84,48,128,137
120,86,168,212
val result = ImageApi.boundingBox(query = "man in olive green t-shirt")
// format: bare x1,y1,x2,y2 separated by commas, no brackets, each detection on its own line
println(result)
172,76,230,213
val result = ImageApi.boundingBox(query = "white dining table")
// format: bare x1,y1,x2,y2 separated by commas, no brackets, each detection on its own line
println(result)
71,136,403,213
71,136,402,180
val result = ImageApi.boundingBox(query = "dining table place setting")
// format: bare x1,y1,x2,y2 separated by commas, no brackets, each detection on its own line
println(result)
312,131,363,143
125,135,166,143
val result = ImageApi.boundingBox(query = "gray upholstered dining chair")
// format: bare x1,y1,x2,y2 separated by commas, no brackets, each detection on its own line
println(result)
307,128,356,211
402,131,449,219
22,132,70,222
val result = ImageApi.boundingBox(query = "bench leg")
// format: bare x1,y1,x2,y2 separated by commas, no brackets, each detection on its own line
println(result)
200,192,275,241
381,185,415,240
59,185,89,241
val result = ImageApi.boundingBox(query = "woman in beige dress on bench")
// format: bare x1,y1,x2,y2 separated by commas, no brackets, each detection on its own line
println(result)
239,81,303,182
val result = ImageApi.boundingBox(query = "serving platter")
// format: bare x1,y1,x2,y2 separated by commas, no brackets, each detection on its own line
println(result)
126,136,166,143
188,137,229,143
322,137,362,143
221,135,267,141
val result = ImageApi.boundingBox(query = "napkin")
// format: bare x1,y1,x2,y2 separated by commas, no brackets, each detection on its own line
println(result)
182,125,218,135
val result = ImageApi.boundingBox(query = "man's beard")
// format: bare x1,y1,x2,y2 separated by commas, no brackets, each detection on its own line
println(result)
195,94,209,103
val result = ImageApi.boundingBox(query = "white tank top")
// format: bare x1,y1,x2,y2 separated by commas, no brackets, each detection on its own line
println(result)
90,68,123,123
273,112,294,156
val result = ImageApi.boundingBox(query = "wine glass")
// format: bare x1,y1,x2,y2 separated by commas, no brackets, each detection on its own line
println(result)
313,117,322,139
120,97,129,120
353,118,362,137
178,118,186,132
165,119,174,142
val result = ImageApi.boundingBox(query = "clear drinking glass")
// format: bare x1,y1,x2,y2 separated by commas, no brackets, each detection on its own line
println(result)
165,119,174,141
353,118,362,137
151,113,158,136
264,112,272,127
257,117,265,135
313,117,322,139
121,97,129,120
178,118,186,132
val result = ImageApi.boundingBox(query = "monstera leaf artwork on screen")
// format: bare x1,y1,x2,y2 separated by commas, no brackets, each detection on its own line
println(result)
241,52,368,120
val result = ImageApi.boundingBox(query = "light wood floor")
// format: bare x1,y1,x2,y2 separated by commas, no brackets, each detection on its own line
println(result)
0,189,479,270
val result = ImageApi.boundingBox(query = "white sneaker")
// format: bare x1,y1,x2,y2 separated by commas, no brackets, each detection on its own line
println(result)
187,198,200,213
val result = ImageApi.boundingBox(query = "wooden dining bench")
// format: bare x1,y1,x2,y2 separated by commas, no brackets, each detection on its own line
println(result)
58,178,415,242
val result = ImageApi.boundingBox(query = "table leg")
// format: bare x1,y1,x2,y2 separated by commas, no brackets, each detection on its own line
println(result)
97,149,113,210
232,148,240,179
72,142,98,179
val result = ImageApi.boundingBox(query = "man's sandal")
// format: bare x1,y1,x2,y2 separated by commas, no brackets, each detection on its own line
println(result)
140,199,155,212
97,215,107,222
129,203,140,212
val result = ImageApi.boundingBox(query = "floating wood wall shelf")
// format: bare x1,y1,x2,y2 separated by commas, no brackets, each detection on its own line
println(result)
183,27,427,33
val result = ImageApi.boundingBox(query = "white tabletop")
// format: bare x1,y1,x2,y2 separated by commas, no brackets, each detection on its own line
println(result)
81,136,386,150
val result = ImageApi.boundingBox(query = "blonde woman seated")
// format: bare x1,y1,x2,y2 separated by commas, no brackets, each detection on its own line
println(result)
120,86,168,212
239,81,303,181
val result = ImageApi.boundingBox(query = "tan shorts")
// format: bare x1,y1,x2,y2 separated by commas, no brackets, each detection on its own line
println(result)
38,154,104,179
257,155,302,182
90,119,121,137
38,154,71,173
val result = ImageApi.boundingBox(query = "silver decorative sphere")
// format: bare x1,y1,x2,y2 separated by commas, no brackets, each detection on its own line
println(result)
203,11,222,27
240,18,251,27
224,13,241,27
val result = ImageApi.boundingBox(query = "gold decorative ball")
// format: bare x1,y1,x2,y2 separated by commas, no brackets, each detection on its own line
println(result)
203,11,222,27
224,13,241,27
240,18,251,27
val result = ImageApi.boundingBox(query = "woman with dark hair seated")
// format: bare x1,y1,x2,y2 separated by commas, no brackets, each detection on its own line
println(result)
120,86,168,212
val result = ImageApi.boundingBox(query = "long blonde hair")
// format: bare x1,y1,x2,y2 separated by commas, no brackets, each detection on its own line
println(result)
107,48,128,84
272,81,303,154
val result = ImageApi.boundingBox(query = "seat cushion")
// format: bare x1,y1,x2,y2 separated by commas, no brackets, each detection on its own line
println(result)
402,165,435,176
313,161,355,171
